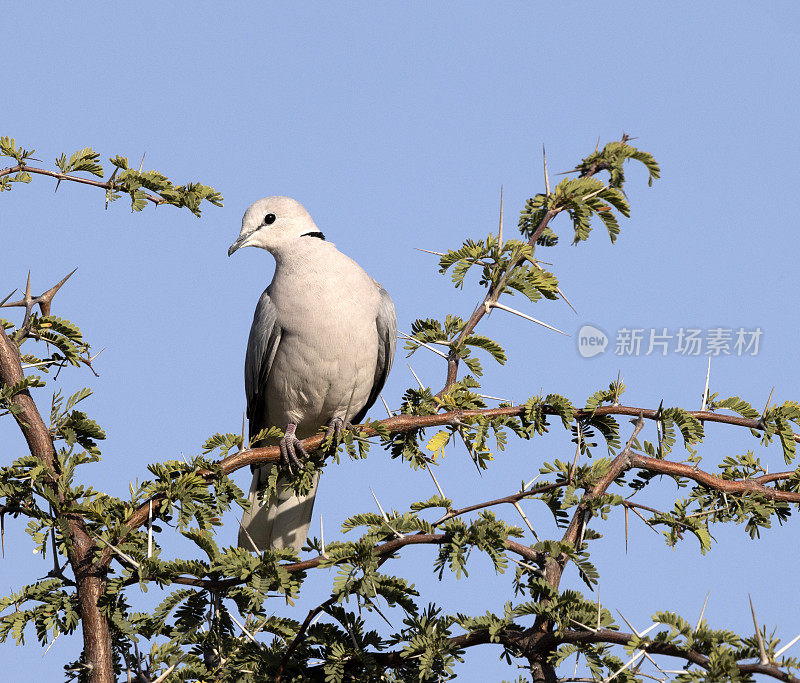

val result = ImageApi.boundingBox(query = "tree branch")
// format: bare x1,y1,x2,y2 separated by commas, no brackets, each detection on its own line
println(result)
439,207,560,395
116,532,546,591
0,164,166,206
114,402,800,556
0,327,113,683
367,626,800,682
561,416,646,550
630,452,800,502
436,140,627,396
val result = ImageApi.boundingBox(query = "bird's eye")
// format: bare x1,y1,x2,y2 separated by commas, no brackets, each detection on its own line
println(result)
264,213,276,225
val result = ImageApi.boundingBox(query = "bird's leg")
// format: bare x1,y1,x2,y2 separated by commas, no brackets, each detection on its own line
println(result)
324,417,353,454
280,423,309,470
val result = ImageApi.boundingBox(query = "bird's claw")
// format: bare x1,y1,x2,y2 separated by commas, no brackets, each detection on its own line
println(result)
324,417,353,453
280,424,308,471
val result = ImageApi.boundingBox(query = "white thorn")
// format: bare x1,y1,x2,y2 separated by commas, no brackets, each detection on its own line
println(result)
150,665,177,683
616,609,639,636
556,286,578,315
762,386,775,419
638,622,659,637
694,591,710,633
583,185,606,201
498,185,504,249
476,393,512,402
508,555,540,574
370,487,389,521
96,536,140,569
241,411,247,449
423,460,446,499
749,594,769,664
512,500,539,541
229,611,261,646
407,364,426,389
458,425,482,474
612,615,667,674
701,358,711,411
523,473,542,491
237,516,260,553
597,585,601,631
88,346,106,363
414,247,446,257
138,152,146,172
488,301,569,336
380,394,393,417
320,516,328,558
543,144,551,196
42,630,61,657
569,617,598,633
602,650,646,682
21,360,59,369
370,487,403,539
147,500,153,559
616,612,659,640
774,631,800,659
399,332,449,358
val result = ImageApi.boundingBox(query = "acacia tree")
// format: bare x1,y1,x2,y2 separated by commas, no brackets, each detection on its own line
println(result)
1,134,799,683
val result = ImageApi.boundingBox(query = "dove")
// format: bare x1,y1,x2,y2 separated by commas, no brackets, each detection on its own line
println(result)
228,196,396,551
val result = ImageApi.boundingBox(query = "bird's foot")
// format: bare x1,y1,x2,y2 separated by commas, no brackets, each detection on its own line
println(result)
324,417,352,453
280,423,308,471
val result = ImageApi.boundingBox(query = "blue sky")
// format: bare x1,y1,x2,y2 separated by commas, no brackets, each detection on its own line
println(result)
2,2,799,679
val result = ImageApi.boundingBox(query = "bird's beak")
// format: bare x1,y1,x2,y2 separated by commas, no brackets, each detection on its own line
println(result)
228,235,248,257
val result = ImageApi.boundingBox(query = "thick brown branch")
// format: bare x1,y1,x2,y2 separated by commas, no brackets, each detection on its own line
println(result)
210,404,800,478
631,452,800,503
561,416,645,550
563,629,800,683
523,418,647,638
0,327,112,683
117,402,800,550
369,626,800,682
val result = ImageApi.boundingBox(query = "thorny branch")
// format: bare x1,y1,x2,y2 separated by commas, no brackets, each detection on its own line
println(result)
103,401,800,577
3,141,800,681
0,325,113,683
436,142,614,395
361,627,800,683
0,164,167,207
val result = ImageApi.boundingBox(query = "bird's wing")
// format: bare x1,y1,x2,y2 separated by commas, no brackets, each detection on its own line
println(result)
352,283,397,424
244,289,282,442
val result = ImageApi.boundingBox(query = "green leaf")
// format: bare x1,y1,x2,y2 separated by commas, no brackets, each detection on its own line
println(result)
425,430,450,460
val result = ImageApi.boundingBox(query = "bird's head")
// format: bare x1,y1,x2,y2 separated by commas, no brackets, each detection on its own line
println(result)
227,196,325,257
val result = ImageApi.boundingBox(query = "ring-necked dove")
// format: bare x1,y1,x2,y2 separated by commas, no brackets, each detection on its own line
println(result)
228,196,396,552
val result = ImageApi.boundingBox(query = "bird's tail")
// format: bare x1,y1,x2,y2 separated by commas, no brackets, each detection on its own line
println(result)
238,464,319,552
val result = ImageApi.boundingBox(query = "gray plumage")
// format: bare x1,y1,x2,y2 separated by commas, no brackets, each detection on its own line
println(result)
229,196,396,552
